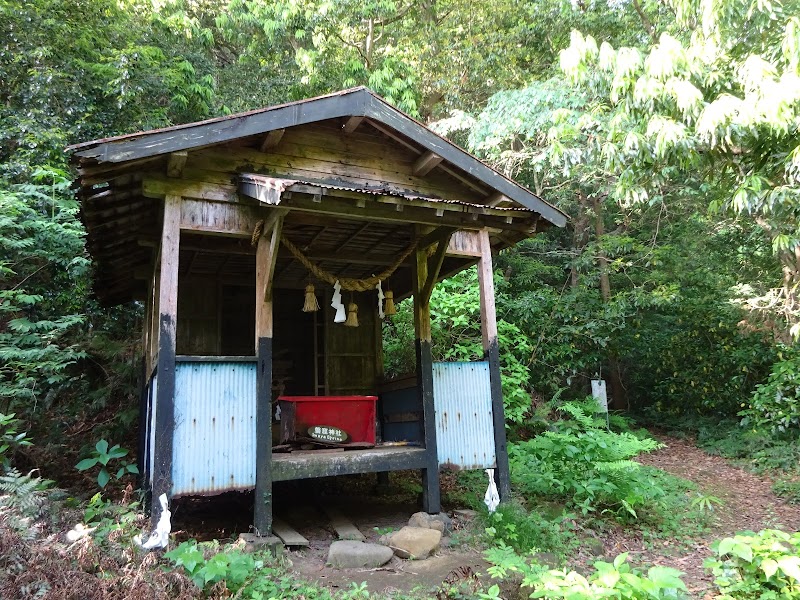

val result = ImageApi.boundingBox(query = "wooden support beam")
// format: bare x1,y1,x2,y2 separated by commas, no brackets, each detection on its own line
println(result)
342,116,364,134
413,235,440,515
336,222,370,251
151,195,181,523
179,198,261,237
254,213,284,536
446,230,482,257
486,192,509,207
307,252,410,267
417,226,456,250
413,151,443,176
419,232,452,304
476,229,511,502
167,151,188,178
259,129,285,152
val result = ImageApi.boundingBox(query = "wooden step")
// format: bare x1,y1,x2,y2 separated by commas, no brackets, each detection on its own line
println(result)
272,517,309,547
322,505,365,542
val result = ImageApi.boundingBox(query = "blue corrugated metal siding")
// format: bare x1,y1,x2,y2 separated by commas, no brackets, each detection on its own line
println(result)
172,361,257,495
432,361,496,469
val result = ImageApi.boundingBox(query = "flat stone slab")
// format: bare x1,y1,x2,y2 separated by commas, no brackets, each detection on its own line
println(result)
380,526,441,559
327,540,394,569
238,533,283,556
408,511,453,534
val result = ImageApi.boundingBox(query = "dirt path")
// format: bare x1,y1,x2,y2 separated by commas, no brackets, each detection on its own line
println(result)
605,434,800,598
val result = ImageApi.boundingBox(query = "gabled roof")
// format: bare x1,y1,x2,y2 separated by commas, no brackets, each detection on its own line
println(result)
68,87,566,227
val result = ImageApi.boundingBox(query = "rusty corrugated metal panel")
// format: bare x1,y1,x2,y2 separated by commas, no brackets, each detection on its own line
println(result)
239,174,532,212
432,361,496,470
172,361,257,496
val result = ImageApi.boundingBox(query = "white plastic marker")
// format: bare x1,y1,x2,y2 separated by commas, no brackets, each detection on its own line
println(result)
331,279,346,323
376,280,385,319
484,469,500,513
134,493,172,550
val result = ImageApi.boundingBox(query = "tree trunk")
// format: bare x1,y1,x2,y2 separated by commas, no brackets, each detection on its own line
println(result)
592,195,627,410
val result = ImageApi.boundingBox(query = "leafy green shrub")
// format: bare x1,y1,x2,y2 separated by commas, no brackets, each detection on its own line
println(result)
772,479,800,504
166,540,372,598
75,439,138,488
166,540,263,592
509,401,664,520
484,501,576,556
705,529,800,599
741,347,800,436
484,547,687,599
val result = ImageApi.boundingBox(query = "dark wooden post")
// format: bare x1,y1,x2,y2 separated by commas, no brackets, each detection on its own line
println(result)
412,228,451,515
151,195,181,522
254,212,284,535
477,229,511,501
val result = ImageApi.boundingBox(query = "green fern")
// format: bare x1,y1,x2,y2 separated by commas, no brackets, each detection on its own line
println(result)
0,468,50,519
556,401,597,430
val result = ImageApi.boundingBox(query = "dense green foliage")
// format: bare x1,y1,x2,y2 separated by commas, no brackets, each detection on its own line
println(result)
1,0,799,561
741,346,800,435
705,530,800,599
508,401,693,524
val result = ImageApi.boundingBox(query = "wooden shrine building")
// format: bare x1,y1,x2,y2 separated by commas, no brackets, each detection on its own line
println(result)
68,88,566,533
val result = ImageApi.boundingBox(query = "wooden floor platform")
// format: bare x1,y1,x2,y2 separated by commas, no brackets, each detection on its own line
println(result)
271,446,428,482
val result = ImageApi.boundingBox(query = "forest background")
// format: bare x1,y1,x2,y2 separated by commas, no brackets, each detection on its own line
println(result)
2,0,800,483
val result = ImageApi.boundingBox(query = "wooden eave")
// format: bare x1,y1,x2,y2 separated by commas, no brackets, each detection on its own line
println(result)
68,87,566,227
70,88,565,305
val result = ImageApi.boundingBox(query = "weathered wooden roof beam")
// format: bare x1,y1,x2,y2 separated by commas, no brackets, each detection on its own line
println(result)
342,116,364,133
167,151,188,178
413,151,443,176
259,129,285,152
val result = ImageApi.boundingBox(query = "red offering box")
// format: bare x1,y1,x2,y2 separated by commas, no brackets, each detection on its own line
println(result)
278,395,378,445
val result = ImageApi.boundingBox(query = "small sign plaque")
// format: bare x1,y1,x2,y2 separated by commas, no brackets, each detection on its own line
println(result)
308,425,349,443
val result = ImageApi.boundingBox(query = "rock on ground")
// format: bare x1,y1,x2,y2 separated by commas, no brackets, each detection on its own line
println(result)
326,540,394,569
408,511,453,534
380,526,441,559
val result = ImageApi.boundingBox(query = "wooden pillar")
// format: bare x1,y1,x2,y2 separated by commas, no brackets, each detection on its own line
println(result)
413,229,451,515
477,229,511,501
151,195,181,521
138,277,153,489
254,213,283,535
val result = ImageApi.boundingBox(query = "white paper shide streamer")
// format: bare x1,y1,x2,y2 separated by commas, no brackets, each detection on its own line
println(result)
484,468,500,513
134,493,172,550
376,280,385,319
331,279,346,323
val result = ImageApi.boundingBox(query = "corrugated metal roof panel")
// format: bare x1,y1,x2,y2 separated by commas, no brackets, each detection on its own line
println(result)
172,361,257,496
239,174,532,212
432,361,496,470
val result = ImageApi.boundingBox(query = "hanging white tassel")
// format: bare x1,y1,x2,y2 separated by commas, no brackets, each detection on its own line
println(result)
376,280,385,319
331,280,346,323
484,469,500,513
134,493,172,550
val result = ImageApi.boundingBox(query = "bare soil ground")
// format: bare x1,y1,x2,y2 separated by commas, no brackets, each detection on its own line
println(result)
604,434,800,598
284,498,489,596
268,435,800,598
